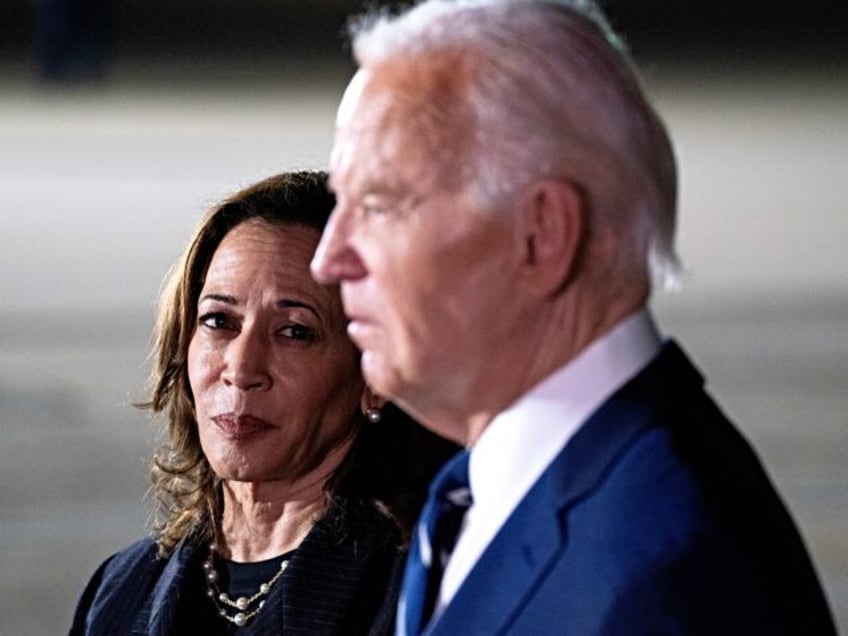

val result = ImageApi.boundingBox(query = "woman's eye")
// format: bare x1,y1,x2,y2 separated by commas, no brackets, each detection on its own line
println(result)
198,312,233,330
280,324,317,342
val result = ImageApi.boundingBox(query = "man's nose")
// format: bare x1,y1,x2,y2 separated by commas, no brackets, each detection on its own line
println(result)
311,205,367,284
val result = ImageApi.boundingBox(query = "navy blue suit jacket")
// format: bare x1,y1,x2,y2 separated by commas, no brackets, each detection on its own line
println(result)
426,342,835,635
70,506,405,635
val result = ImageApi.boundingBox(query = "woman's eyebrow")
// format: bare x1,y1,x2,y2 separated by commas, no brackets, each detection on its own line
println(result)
277,298,321,321
198,295,323,323
199,293,236,305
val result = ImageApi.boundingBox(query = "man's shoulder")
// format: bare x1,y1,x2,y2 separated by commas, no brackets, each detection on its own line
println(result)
529,337,797,557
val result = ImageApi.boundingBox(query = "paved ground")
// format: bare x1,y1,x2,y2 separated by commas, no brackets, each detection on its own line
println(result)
1,61,846,634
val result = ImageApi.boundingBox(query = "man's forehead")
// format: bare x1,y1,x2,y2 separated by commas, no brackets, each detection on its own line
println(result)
335,67,406,132
335,69,372,129
332,72,406,177
330,63,464,197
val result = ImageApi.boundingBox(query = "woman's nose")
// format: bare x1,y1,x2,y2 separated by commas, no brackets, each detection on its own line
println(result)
221,330,271,391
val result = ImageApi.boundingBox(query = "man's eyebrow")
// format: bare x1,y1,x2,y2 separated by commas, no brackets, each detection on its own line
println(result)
330,173,405,200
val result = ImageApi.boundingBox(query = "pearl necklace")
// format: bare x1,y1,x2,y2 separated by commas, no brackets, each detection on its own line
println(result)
203,545,290,627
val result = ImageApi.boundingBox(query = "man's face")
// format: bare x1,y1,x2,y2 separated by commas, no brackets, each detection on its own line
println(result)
312,69,524,433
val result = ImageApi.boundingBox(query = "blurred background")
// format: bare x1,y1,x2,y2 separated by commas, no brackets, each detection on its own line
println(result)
1,1,846,633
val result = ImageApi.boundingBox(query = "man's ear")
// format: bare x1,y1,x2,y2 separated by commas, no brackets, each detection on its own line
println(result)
520,178,584,296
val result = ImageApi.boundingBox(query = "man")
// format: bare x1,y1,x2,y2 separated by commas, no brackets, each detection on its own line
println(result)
311,1,836,634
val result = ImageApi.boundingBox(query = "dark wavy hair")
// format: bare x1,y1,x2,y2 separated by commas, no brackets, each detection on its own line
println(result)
143,170,457,555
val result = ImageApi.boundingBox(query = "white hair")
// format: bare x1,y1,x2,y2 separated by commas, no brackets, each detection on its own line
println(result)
353,0,624,60
349,0,680,289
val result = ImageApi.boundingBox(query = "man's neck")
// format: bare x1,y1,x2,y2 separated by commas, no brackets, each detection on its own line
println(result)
429,292,649,447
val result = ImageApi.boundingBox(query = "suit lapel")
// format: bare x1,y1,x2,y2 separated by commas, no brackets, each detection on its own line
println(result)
429,341,701,635
543,341,699,508
130,539,195,636
426,472,566,635
280,512,399,634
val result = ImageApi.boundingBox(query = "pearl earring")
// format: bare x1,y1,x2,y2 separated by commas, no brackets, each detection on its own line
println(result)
365,407,382,423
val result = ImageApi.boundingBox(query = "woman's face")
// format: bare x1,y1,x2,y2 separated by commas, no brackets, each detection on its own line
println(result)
188,219,364,486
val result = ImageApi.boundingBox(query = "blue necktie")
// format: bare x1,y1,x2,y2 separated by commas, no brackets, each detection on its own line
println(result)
398,450,472,635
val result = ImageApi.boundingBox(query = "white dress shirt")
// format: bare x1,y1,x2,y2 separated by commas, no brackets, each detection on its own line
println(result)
433,309,662,616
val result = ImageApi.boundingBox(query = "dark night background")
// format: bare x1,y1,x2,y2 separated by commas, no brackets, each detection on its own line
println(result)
1,2,846,634
1,1,847,68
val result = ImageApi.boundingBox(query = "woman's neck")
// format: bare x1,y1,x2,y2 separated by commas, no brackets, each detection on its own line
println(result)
218,476,328,562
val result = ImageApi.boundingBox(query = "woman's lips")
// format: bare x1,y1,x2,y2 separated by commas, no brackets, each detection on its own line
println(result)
211,414,274,439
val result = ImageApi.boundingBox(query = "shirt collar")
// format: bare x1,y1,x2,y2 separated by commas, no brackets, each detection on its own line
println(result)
468,308,662,517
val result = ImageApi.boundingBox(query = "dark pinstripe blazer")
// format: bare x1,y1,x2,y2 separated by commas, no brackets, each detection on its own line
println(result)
69,506,405,635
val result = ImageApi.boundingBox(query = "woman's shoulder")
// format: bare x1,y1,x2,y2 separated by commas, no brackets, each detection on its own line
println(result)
105,535,160,567
318,496,405,552
69,536,185,635
79,536,161,593
91,537,165,588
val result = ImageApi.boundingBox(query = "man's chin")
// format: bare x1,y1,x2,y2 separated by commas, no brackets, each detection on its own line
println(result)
361,350,398,399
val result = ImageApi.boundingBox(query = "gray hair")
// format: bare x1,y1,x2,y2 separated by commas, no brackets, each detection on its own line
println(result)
349,0,680,289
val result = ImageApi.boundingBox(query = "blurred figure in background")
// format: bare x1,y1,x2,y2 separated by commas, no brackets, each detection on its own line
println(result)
311,1,837,634
35,0,114,82
70,171,455,635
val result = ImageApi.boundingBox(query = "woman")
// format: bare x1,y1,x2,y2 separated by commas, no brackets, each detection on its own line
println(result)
70,171,456,635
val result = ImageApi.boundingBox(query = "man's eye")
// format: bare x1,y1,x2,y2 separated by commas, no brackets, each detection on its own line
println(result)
198,312,232,330
360,194,395,216
361,202,388,216
360,194,418,219
281,324,317,342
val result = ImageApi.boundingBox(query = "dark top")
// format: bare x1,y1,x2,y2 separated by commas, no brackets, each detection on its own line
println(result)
176,551,292,635
69,504,406,636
